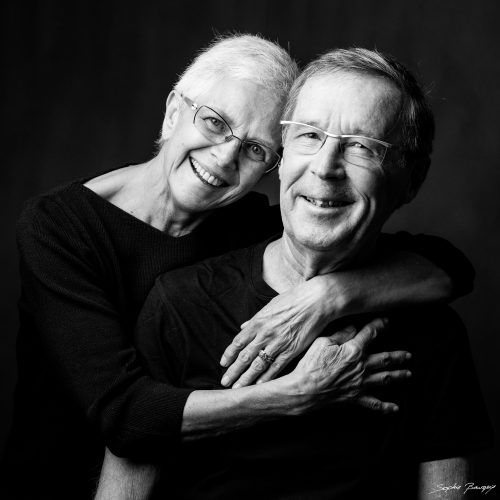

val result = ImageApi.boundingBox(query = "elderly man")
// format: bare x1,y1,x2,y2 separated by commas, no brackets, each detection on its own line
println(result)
96,48,492,499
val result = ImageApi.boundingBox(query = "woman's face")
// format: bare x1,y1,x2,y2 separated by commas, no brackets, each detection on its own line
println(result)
160,78,283,216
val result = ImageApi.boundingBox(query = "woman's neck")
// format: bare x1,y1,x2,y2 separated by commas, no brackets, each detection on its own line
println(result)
84,154,208,236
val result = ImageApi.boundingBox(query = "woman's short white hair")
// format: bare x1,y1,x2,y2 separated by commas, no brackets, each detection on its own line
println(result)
174,33,299,103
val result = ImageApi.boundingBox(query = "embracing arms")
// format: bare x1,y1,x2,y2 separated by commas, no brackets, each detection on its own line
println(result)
220,233,474,387
17,194,472,456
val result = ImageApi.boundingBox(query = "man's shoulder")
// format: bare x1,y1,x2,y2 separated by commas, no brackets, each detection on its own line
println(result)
389,304,466,344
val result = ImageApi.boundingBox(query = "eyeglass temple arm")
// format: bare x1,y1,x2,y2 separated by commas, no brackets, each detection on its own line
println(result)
177,91,198,111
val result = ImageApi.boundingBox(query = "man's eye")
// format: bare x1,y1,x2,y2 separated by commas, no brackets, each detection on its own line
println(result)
345,141,367,149
300,132,321,140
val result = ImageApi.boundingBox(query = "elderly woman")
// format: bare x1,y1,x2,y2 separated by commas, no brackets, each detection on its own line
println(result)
4,34,471,499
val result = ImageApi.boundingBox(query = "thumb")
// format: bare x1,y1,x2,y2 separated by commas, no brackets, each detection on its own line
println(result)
349,318,388,352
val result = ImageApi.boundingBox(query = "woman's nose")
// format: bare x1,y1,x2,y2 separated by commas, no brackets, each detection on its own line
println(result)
211,136,241,169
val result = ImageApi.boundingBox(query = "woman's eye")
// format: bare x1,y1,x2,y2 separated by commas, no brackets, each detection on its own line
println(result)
250,144,264,155
207,117,223,129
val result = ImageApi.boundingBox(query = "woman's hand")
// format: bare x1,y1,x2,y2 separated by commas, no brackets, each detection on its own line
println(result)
220,276,337,388
285,318,411,414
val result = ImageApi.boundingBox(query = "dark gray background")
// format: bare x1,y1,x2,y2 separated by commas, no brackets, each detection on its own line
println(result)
2,0,498,483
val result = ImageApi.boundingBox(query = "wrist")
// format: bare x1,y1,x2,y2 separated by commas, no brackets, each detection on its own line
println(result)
313,274,352,322
270,373,313,417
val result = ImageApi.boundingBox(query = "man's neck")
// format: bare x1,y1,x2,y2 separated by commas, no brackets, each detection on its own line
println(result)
263,233,376,293
263,235,342,293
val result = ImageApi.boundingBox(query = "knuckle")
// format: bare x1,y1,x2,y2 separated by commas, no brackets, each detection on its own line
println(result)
382,373,391,385
232,336,245,349
346,389,360,401
370,399,382,411
316,337,330,348
239,351,252,363
382,352,390,366
252,358,266,372
346,344,362,363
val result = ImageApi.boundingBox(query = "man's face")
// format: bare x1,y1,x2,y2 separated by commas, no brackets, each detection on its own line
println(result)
161,78,282,215
280,71,411,260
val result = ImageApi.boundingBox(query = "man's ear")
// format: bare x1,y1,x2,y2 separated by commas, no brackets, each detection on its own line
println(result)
401,156,430,205
161,91,182,141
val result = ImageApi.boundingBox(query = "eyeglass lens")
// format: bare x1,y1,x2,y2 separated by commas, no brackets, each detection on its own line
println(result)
285,123,387,167
193,106,279,171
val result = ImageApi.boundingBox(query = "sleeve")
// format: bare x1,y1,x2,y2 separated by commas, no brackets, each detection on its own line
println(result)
378,231,475,297
16,197,193,460
133,284,188,387
407,308,494,462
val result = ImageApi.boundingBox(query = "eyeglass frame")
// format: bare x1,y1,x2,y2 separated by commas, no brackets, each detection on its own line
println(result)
280,120,400,168
177,92,282,173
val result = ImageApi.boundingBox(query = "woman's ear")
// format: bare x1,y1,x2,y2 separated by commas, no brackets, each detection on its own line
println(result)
161,91,182,141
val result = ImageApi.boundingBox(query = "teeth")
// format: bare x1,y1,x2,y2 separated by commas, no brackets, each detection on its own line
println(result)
305,196,347,208
191,158,224,187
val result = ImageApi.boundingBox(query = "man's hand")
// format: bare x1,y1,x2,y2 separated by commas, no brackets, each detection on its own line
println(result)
284,318,411,414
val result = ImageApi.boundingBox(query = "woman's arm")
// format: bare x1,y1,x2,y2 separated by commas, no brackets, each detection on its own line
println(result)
220,233,474,388
95,318,409,499
16,197,193,459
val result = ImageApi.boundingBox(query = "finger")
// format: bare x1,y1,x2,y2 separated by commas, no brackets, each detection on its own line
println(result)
254,352,292,384
220,329,256,367
240,321,249,330
348,318,388,352
232,353,274,388
363,370,411,388
221,342,265,386
356,395,399,414
328,325,357,345
365,351,411,372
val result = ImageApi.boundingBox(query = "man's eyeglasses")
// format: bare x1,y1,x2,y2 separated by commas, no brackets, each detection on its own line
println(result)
280,121,396,169
179,93,281,173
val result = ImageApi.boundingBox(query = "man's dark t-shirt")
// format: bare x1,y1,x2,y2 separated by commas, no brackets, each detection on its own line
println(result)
135,238,493,500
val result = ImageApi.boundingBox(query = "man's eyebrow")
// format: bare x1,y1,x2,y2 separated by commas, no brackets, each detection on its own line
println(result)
294,118,379,139
292,118,323,129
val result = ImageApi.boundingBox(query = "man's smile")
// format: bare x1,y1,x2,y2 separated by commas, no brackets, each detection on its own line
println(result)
302,195,353,208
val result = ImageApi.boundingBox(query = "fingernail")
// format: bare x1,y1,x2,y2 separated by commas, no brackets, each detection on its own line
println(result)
221,375,229,386
392,405,399,412
345,325,356,333
220,356,228,367
405,353,412,360
405,371,412,377
381,317,389,326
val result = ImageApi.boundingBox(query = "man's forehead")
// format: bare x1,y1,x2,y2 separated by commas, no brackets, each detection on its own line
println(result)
292,72,402,138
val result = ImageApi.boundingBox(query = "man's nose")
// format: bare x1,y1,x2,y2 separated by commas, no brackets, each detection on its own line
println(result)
211,136,241,169
310,138,346,180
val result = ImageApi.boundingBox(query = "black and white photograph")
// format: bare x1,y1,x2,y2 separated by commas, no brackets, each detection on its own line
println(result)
1,1,498,498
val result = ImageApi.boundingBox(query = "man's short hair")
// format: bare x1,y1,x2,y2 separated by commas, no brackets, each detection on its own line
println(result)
283,48,435,195
175,33,299,105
